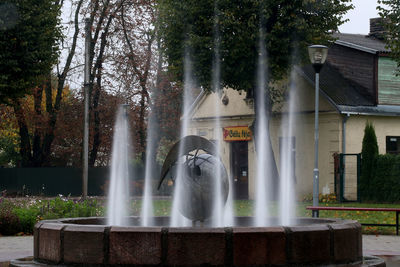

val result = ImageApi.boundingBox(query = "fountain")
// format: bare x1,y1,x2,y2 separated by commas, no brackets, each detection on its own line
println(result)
11,11,385,267
23,108,383,266
107,104,131,226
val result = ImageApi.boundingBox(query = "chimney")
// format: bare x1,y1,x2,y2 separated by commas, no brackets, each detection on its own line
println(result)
369,17,387,40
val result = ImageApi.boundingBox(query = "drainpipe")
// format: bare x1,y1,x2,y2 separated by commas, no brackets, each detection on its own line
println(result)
341,113,350,199
342,113,350,155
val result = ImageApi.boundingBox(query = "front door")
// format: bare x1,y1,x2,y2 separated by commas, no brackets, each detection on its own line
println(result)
231,141,248,199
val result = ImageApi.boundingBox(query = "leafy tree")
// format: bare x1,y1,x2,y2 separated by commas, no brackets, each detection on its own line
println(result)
378,0,400,71
110,0,182,167
0,105,20,166
1,0,84,167
158,0,352,185
0,0,61,104
360,121,379,201
158,0,352,93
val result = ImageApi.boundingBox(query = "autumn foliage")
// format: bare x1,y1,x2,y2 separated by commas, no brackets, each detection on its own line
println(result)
0,0,183,168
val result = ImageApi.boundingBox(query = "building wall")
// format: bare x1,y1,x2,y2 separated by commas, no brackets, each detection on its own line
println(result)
269,112,341,198
188,78,342,199
378,57,400,105
345,115,400,155
338,115,400,200
191,89,253,119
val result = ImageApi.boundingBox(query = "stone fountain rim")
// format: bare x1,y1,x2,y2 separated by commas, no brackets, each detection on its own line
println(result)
34,216,363,266
36,216,360,228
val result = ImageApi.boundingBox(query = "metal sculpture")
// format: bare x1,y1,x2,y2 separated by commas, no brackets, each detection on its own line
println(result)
158,135,229,222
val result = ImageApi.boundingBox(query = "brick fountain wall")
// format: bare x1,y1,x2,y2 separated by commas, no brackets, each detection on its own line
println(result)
33,217,363,266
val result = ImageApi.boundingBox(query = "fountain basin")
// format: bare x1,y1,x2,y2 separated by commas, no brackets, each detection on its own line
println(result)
31,217,368,266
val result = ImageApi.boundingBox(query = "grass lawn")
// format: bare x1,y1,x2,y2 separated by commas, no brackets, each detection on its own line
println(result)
136,199,400,235
301,202,400,235
2,197,399,235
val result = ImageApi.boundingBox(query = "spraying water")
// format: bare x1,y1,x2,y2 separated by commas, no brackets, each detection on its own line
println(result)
254,26,273,226
211,2,234,227
140,111,157,226
170,49,194,227
107,105,132,226
279,68,298,225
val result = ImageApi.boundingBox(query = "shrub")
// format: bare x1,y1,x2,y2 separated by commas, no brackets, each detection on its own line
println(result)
40,196,102,219
0,199,21,235
369,154,400,202
0,196,104,236
360,122,378,201
14,207,40,234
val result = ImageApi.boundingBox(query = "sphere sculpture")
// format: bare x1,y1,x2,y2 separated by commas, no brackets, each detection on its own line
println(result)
179,153,229,221
158,135,229,221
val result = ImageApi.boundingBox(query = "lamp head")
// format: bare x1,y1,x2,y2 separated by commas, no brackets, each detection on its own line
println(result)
308,45,328,73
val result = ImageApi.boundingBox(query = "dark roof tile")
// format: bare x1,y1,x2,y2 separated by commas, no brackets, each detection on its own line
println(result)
297,63,375,107
333,33,390,53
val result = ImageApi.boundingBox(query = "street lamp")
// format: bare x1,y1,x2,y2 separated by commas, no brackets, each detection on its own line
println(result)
308,45,328,218
82,18,91,199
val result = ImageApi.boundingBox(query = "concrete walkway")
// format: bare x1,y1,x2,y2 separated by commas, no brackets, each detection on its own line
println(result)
363,235,400,267
0,236,33,265
0,235,399,266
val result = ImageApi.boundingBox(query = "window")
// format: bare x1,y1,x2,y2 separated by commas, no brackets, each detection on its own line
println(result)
197,129,208,137
386,136,400,154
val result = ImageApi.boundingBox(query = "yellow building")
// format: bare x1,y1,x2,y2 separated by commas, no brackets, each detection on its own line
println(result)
186,23,400,200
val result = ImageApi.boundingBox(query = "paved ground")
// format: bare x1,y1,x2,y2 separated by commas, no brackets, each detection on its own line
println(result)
0,236,33,266
363,235,400,267
0,234,399,266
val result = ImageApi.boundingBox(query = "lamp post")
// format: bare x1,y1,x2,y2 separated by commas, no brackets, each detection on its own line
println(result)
308,45,328,218
82,18,91,199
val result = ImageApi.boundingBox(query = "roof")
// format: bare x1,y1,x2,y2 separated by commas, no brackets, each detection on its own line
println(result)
298,63,400,117
297,63,375,107
333,33,390,54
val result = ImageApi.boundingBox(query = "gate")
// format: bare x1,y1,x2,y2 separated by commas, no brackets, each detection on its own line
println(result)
334,153,361,202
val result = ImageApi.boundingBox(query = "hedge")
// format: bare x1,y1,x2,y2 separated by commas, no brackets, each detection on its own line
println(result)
362,154,400,202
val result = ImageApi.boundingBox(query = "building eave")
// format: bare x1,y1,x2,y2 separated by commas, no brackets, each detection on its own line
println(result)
338,105,400,116
335,40,378,54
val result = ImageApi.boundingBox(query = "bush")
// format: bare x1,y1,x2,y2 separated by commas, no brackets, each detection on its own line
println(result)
0,196,104,236
360,122,378,201
40,196,102,219
0,199,21,235
14,207,40,234
368,154,400,202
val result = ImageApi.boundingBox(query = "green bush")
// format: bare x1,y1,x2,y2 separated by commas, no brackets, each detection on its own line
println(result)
359,122,400,202
369,154,400,202
41,197,102,219
360,122,379,201
14,207,40,234
0,196,104,236
0,199,21,235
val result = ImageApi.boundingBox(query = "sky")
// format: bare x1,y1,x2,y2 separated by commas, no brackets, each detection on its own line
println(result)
339,0,383,35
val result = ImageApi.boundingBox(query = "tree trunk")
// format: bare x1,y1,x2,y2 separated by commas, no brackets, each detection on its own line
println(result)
12,99,32,167
89,83,101,167
89,4,118,167
32,86,44,166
